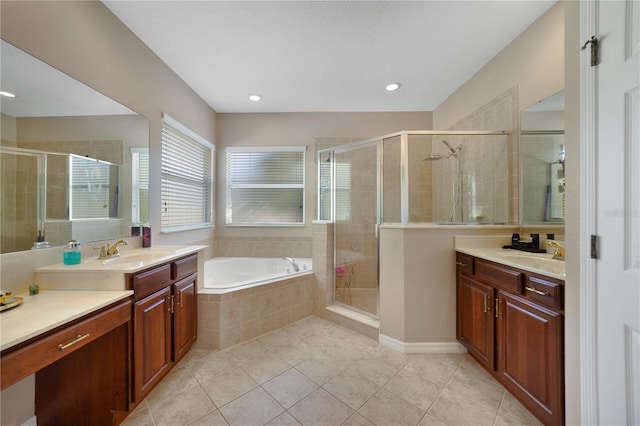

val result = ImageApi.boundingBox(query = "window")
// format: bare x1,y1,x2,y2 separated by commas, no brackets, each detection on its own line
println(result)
131,147,149,224
226,146,305,226
161,114,214,232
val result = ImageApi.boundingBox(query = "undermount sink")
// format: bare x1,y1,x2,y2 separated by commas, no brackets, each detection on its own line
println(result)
491,249,566,276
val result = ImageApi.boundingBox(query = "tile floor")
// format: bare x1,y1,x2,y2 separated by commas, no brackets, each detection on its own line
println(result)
123,316,542,426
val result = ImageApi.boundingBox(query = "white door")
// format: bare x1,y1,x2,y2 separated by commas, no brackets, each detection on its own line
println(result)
596,0,640,424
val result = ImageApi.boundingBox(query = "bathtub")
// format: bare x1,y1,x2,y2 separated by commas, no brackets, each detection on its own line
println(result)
203,257,312,292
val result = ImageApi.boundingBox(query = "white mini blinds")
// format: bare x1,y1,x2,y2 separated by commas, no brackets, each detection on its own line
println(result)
161,114,214,232
226,146,305,226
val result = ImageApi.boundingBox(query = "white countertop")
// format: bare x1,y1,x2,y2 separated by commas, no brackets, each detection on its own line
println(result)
456,247,565,280
36,245,206,273
0,290,133,351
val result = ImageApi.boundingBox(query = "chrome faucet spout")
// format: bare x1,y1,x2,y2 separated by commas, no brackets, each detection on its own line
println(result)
283,257,300,272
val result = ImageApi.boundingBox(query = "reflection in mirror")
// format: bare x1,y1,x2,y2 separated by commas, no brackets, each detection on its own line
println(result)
520,91,565,225
0,40,150,254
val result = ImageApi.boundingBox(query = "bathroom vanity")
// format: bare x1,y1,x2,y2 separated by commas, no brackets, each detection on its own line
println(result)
1,246,204,424
129,253,198,402
0,292,133,424
455,248,564,426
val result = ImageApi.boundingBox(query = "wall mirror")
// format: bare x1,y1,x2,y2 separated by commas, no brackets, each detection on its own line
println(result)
0,40,149,254
520,90,565,225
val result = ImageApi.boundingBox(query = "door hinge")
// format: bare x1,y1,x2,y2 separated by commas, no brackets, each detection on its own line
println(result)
591,234,599,259
582,36,599,66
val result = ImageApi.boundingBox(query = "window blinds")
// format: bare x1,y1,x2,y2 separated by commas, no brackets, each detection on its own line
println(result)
161,115,214,231
226,147,305,225
69,156,114,219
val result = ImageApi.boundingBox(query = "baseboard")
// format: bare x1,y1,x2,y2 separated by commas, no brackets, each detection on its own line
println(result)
378,333,468,354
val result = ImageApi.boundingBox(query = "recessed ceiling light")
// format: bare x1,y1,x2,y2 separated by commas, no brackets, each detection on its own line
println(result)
0,91,16,98
385,83,401,91
249,94,262,102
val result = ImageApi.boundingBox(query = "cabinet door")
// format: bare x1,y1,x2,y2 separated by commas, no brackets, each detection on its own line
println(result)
458,274,495,369
173,274,197,362
496,290,563,426
133,286,172,402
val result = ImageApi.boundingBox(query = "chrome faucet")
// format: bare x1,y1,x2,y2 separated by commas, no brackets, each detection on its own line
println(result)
283,257,299,272
546,241,565,261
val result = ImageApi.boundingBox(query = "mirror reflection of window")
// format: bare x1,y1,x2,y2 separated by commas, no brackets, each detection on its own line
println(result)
131,147,149,224
69,155,119,219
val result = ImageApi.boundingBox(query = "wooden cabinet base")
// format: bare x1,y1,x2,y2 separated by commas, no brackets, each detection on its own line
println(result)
35,323,129,426
456,252,564,426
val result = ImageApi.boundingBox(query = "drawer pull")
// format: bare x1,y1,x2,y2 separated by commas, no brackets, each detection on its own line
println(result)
57,333,90,352
525,286,551,296
483,294,488,313
456,261,468,267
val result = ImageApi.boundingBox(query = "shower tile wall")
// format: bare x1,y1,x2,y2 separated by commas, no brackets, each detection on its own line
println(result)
333,148,377,290
213,237,312,259
382,136,401,223
434,87,519,224
407,135,433,222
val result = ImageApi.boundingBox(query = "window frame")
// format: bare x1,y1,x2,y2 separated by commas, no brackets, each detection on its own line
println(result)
226,145,306,227
160,114,215,233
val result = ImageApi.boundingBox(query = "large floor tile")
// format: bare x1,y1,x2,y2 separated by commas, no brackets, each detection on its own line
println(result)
357,388,425,426
443,367,505,411
427,389,498,426
322,370,381,410
263,368,319,408
219,387,284,426
383,373,442,411
497,392,544,425
288,388,354,426
148,384,217,426
200,367,258,407
238,351,291,384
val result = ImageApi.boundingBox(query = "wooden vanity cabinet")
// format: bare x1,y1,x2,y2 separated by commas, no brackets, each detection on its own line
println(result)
6,299,132,426
456,252,564,426
129,254,198,403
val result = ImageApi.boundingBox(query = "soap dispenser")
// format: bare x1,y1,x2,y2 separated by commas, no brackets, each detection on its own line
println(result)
63,240,82,265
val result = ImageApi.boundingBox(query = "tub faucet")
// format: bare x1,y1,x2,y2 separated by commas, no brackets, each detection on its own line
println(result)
106,240,128,256
283,257,299,272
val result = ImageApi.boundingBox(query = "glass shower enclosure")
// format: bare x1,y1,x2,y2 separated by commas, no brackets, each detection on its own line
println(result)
318,130,511,319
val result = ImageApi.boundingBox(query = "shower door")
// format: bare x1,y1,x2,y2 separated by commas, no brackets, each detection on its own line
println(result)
333,142,379,317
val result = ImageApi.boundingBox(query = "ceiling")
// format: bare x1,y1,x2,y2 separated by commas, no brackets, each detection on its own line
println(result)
103,1,556,114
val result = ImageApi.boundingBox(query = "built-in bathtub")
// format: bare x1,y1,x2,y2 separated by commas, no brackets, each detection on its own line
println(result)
196,257,314,349
202,257,312,292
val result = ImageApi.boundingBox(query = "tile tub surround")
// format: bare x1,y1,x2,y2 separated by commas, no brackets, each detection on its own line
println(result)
213,236,312,259
123,316,541,426
196,274,314,350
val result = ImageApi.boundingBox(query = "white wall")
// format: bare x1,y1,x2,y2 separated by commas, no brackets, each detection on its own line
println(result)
563,1,581,424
